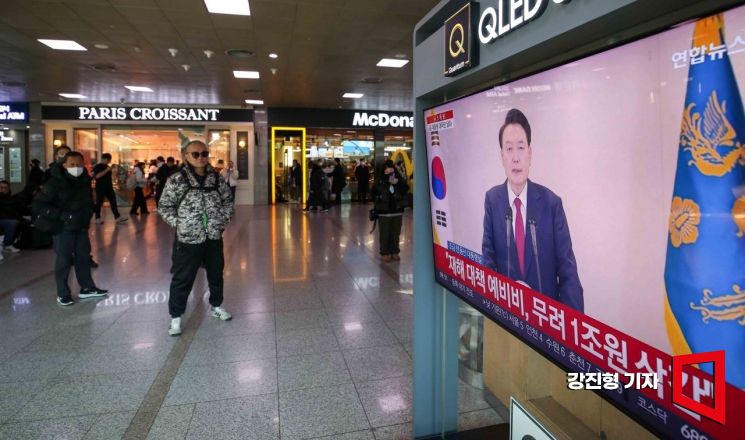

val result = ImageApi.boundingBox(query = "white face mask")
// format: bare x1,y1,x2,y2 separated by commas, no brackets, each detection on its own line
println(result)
66,167,84,177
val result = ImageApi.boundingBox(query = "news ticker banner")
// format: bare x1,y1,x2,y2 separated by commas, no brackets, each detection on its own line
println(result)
433,243,745,440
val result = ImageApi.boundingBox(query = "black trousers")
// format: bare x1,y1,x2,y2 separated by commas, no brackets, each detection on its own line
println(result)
95,186,121,219
358,187,368,202
332,189,343,204
130,187,148,214
378,214,403,255
155,184,166,207
306,190,328,210
53,230,95,298
169,239,224,317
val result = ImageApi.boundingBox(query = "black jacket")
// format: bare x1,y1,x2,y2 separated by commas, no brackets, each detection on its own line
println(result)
32,168,94,232
309,165,325,193
27,165,45,191
291,164,302,186
331,164,346,192
0,193,20,220
372,170,408,214
155,164,176,190
354,165,370,191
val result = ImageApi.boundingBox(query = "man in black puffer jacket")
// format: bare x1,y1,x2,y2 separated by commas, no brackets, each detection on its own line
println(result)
32,151,108,306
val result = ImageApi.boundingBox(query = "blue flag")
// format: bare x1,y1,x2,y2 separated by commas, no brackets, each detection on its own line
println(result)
665,14,745,389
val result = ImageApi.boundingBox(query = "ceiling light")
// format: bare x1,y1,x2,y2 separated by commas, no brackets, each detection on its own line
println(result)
377,58,409,68
204,0,251,16
38,39,87,51
94,43,109,49
59,93,87,99
269,53,278,59
343,93,363,99
125,86,153,92
245,99,264,105
233,70,259,79
394,53,407,59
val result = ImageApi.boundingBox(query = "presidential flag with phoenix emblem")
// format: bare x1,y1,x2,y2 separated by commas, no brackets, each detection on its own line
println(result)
665,14,745,389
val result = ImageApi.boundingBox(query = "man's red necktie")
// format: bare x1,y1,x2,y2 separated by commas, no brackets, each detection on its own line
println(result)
514,198,525,277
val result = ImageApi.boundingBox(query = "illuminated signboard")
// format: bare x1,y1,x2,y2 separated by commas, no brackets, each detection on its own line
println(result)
41,106,253,122
0,103,28,123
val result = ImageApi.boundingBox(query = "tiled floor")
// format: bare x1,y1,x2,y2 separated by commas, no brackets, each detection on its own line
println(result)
0,203,501,439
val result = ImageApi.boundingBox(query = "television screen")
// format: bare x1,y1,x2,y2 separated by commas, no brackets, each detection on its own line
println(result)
343,140,373,155
425,5,745,439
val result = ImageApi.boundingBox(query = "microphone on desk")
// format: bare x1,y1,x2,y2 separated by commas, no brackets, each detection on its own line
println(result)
505,207,513,279
528,217,543,293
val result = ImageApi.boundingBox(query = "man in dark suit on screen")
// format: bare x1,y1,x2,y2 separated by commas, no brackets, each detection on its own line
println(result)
481,109,584,312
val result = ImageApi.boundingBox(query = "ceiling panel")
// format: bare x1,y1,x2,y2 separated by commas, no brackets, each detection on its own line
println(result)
0,0,439,110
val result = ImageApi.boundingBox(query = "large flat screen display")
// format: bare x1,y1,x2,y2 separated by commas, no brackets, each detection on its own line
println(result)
425,6,745,439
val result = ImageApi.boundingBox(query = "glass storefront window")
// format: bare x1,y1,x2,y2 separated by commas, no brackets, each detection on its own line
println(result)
305,128,376,202
273,130,305,203
456,299,509,432
383,131,413,178
101,126,206,174
207,129,230,172
74,128,98,173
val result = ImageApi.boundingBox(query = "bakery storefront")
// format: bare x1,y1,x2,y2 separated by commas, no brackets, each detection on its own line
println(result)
41,105,255,204
267,108,413,204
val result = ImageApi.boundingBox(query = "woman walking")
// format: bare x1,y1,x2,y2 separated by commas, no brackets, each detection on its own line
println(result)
371,160,408,262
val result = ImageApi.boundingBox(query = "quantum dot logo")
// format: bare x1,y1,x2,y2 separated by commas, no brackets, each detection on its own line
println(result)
431,156,447,200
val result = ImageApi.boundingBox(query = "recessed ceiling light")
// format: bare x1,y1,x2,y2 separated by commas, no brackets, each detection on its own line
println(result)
125,86,153,92
94,43,109,49
38,39,87,51
91,64,117,72
394,53,407,59
343,93,363,99
226,49,255,58
204,0,251,16
245,99,264,105
377,58,409,68
269,53,278,59
59,93,87,99
233,70,260,79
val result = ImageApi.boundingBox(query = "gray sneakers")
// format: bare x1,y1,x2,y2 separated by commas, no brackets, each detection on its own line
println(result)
210,306,232,321
168,317,182,336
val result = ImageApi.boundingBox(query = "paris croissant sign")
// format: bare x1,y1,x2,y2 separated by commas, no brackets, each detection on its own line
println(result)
41,105,254,122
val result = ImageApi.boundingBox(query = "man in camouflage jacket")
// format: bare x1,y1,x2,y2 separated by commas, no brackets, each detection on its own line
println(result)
158,140,235,336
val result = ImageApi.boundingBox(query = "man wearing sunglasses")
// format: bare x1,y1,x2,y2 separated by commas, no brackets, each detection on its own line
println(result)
158,140,235,336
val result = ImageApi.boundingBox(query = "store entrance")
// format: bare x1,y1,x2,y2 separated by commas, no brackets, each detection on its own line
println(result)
101,125,229,184
271,127,306,204
102,126,205,171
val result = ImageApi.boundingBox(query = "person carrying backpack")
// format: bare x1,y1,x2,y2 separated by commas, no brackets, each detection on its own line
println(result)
158,140,235,336
32,151,108,306
371,160,408,262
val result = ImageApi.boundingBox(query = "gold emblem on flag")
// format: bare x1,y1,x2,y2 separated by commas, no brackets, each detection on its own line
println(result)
690,283,745,325
734,195,745,238
680,90,745,177
669,197,700,247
